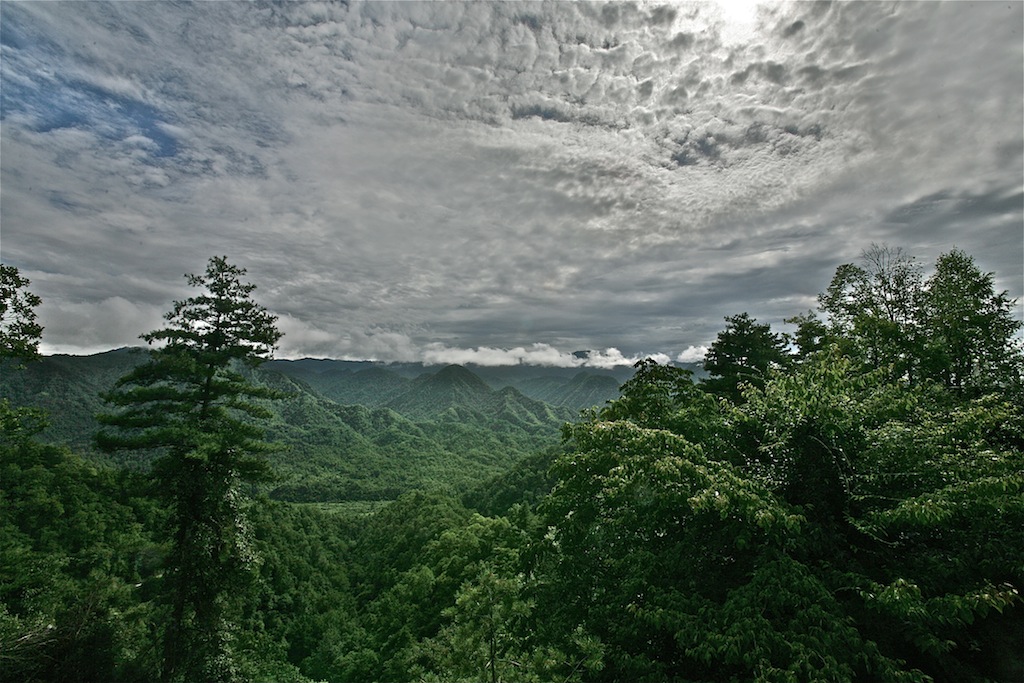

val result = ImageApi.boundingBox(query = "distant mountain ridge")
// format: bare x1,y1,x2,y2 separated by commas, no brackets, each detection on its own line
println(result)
381,364,572,426
2,349,659,502
387,364,492,418
262,355,706,411
2,348,625,430
515,372,622,411
0,348,147,451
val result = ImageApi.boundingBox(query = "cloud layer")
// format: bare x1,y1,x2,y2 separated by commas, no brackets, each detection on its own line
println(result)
2,1,1021,364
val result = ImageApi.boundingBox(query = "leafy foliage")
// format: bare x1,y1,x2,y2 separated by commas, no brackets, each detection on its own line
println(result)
919,249,1023,394
0,262,51,498
0,436,161,683
0,264,43,364
818,244,924,382
3,246,1022,683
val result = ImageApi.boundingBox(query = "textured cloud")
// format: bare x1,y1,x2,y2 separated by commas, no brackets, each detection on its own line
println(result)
421,343,672,369
37,296,167,356
2,1,1021,365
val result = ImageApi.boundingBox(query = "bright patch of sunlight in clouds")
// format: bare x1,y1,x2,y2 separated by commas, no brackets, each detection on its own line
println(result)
2,1,1020,365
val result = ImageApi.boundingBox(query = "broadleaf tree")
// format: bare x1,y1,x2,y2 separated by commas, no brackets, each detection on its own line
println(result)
0,264,43,364
818,244,924,383
0,264,47,441
919,248,1023,395
96,256,283,683
526,246,1022,682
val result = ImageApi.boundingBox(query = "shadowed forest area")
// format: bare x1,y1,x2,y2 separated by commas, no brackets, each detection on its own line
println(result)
2,245,1022,683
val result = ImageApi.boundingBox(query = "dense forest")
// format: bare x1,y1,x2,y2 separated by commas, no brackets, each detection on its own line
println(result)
1,245,1022,683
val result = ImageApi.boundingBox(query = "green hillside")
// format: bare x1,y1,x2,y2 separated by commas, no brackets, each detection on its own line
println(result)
513,371,622,411
1,352,575,502
382,364,574,425
265,358,642,412
0,348,146,457
266,362,412,407
3,247,1023,683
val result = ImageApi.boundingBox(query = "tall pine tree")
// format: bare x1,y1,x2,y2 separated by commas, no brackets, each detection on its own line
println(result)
97,256,282,683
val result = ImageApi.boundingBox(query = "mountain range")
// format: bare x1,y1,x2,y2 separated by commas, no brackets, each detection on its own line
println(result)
260,356,665,411
2,349,704,503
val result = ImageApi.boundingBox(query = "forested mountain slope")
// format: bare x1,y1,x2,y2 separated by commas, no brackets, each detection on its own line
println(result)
4,248,1021,683
264,356,650,411
382,364,573,426
1,351,584,502
266,361,412,407
0,347,144,454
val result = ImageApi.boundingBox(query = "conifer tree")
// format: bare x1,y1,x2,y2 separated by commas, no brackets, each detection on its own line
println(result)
701,312,788,403
97,256,282,683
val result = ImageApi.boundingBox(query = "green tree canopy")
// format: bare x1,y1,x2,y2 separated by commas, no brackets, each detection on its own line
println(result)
817,245,1023,395
536,344,1023,682
0,264,43,364
919,248,1023,395
783,310,828,361
0,264,47,444
524,246,1024,681
818,244,923,382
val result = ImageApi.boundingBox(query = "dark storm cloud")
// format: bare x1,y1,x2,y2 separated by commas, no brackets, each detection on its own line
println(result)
885,189,1024,231
879,187,1024,295
1,1,1020,363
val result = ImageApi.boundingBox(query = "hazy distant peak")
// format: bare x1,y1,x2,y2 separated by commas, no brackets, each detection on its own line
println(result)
427,364,491,391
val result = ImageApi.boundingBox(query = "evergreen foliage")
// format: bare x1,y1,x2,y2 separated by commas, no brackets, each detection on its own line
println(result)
96,257,283,682
2,246,1021,682
702,312,789,402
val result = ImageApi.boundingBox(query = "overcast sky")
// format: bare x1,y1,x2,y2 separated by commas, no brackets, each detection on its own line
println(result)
2,1,1021,367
